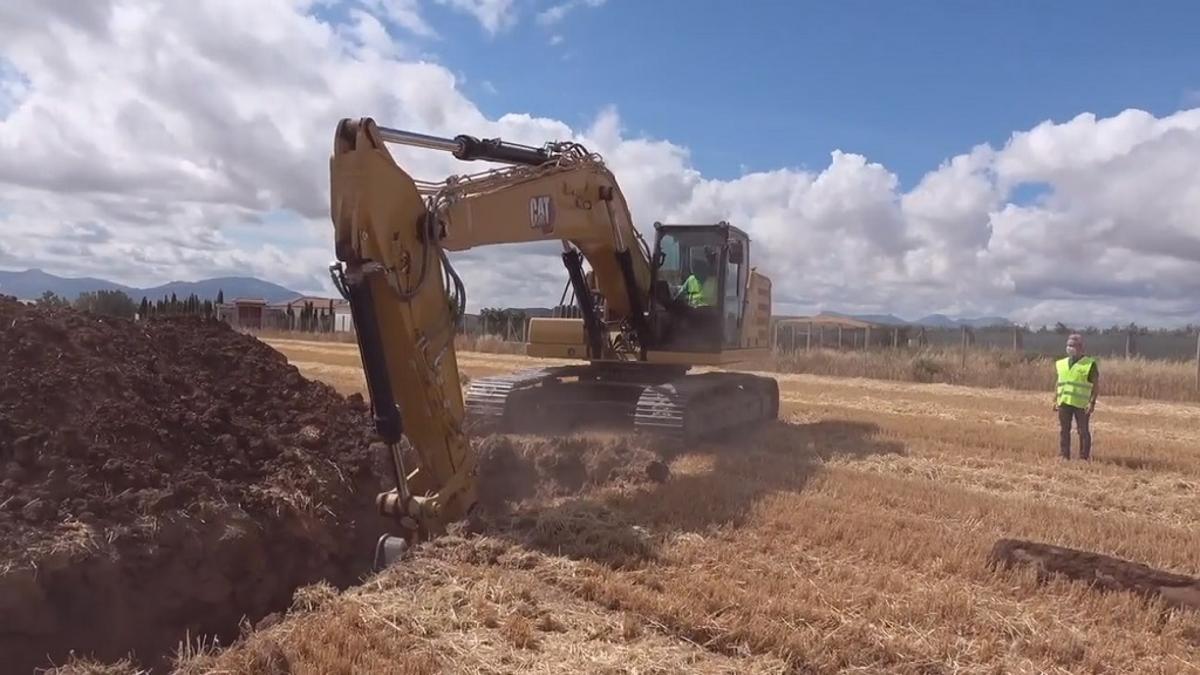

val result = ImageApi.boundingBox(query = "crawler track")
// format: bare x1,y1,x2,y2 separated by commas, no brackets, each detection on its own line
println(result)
634,371,779,441
465,364,779,440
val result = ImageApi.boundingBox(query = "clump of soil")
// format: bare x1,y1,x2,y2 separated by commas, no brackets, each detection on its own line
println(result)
989,538,1200,610
0,298,386,673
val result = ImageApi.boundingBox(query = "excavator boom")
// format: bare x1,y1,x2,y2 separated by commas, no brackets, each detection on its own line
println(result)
328,118,778,554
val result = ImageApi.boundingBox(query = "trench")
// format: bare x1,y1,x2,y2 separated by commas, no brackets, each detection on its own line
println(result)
1,474,384,674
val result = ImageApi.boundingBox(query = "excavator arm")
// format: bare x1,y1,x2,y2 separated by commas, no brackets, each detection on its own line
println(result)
328,118,656,547
329,119,475,545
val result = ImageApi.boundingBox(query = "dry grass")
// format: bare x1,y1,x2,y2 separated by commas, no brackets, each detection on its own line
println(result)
36,656,149,675
260,328,1199,402
757,346,1200,403
180,536,784,674
455,334,528,355
187,340,1200,674
247,328,528,355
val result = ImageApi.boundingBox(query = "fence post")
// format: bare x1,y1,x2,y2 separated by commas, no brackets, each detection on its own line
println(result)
960,326,968,369
818,324,824,349
1012,326,1023,352
1195,331,1199,393
806,322,813,350
837,325,843,349
893,327,899,349
865,325,872,350
1126,332,1136,358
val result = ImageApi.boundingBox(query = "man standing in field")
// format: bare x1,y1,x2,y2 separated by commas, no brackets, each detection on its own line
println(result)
1054,333,1099,460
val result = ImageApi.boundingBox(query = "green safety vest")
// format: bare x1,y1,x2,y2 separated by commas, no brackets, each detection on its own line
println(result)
1055,356,1096,409
683,275,717,307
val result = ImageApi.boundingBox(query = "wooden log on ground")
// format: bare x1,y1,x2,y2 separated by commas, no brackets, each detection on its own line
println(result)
988,538,1200,611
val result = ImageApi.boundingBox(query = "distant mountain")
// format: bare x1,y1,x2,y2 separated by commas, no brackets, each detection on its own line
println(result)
914,313,959,328
856,314,909,326
915,314,1012,329
807,309,1013,329
820,311,909,326
959,316,1013,329
0,269,300,304
141,277,299,303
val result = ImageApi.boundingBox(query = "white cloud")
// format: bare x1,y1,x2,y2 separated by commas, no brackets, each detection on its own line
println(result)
435,0,516,35
1,1,1199,326
356,0,437,37
536,0,606,26
549,34,564,46
342,9,406,58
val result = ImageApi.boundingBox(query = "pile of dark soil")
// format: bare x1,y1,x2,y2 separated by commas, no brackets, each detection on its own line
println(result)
0,298,385,673
0,298,676,673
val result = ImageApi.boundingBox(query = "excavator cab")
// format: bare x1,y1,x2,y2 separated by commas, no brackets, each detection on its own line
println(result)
648,222,750,353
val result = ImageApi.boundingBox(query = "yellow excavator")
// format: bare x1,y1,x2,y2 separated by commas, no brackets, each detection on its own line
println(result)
326,118,778,562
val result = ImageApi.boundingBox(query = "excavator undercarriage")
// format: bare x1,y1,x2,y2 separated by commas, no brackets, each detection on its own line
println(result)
465,364,779,442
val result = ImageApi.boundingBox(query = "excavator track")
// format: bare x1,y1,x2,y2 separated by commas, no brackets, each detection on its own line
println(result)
465,366,779,441
634,372,779,441
464,368,565,418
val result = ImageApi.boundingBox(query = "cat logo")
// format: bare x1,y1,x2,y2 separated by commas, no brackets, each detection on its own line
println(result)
529,195,554,233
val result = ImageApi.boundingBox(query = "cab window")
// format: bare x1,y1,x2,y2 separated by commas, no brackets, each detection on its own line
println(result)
656,230,724,301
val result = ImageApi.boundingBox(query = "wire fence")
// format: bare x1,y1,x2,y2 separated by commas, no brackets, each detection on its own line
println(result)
772,322,1200,395
773,323,1200,360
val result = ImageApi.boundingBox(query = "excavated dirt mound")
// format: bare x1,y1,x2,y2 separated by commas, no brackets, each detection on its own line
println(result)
0,298,386,673
0,297,675,673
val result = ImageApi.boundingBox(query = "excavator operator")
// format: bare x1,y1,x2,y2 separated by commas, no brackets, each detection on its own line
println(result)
677,249,719,308
670,248,721,349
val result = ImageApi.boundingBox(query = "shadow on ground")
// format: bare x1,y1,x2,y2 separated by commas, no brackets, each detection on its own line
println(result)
469,419,905,569
1096,454,1187,473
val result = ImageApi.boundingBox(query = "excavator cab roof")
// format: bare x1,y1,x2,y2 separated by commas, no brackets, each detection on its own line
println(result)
652,221,750,242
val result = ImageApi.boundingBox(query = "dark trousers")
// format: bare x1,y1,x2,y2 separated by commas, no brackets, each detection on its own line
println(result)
1058,405,1091,459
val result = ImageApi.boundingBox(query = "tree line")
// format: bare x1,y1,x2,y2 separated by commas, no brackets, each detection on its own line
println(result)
35,289,227,320
997,322,1199,337
36,288,345,333
477,307,529,341
279,300,340,332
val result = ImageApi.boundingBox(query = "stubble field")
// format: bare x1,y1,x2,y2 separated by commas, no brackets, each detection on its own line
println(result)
189,338,1200,674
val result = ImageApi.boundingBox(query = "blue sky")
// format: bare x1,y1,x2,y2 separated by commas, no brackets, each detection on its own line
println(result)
4,1,1200,325
425,1,1200,186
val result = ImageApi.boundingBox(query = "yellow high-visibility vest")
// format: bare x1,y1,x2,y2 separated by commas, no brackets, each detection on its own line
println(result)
1055,356,1095,408
683,275,718,307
